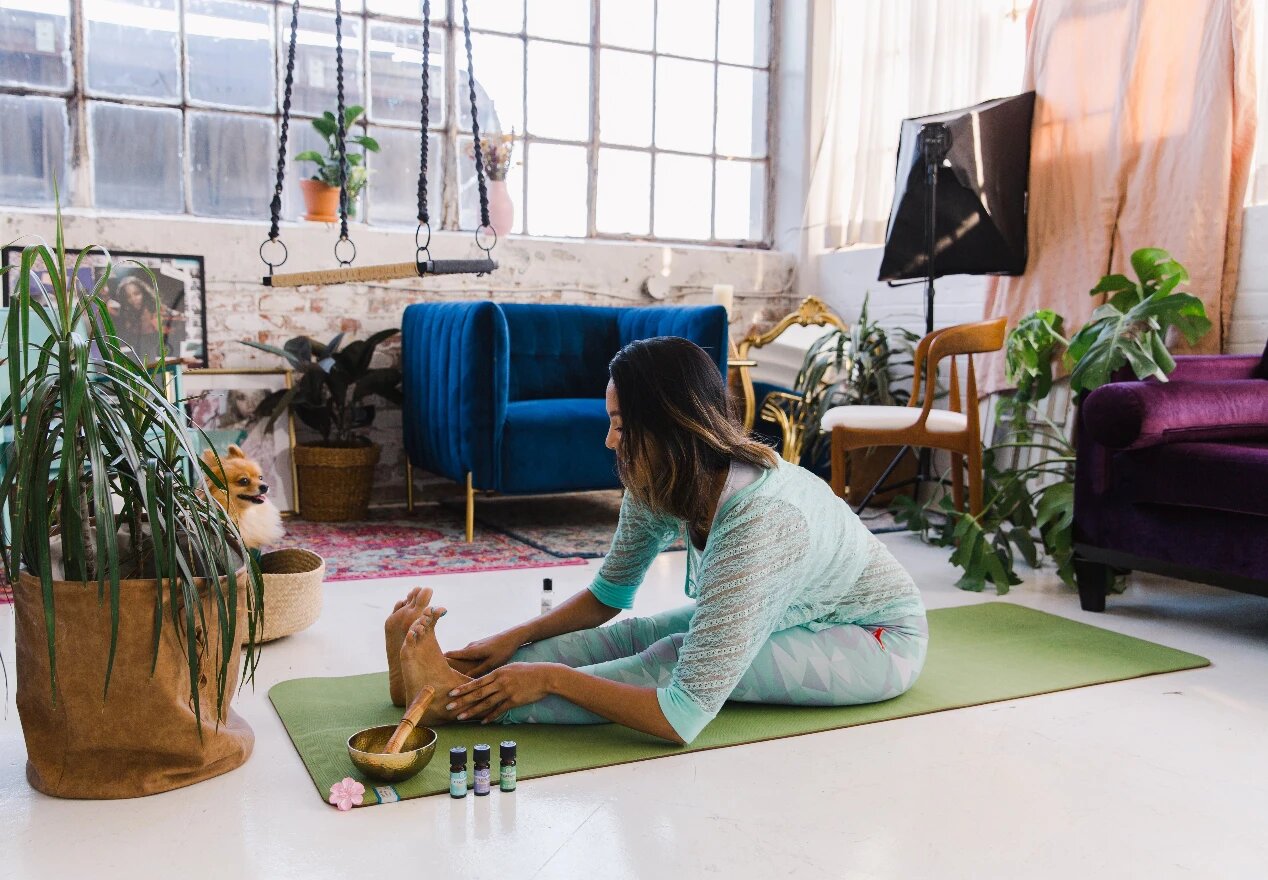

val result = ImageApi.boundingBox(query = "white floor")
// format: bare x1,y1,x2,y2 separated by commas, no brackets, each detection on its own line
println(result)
3,532,1268,880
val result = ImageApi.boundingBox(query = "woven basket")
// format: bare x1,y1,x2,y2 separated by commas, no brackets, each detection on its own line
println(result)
251,548,325,644
294,442,381,522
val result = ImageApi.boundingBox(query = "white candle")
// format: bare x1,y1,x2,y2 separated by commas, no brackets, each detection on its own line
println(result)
712,283,734,315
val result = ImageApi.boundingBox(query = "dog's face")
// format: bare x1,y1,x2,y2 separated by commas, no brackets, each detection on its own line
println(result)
202,444,270,513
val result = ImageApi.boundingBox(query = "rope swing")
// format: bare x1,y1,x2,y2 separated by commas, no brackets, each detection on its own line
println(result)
259,0,499,288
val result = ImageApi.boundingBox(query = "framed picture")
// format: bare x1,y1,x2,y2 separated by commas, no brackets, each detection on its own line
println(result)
1,246,208,368
182,368,298,514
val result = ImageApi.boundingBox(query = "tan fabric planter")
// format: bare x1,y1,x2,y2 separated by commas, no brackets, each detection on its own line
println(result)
14,570,254,799
252,548,325,643
294,442,380,522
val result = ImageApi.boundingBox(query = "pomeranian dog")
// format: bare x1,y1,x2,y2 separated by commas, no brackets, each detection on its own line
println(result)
201,444,285,550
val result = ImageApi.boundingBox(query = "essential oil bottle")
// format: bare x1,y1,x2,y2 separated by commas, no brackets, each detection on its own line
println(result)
473,744,492,796
449,746,468,798
541,578,554,614
499,741,517,792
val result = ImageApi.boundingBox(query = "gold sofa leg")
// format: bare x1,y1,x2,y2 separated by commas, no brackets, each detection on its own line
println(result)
406,460,415,514
466,472,475,543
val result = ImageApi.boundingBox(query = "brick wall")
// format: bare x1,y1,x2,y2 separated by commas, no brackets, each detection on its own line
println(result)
1,208,796,503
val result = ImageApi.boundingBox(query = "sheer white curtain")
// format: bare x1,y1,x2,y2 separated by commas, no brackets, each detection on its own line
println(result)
807,0,1027,249
1250,0,1268,203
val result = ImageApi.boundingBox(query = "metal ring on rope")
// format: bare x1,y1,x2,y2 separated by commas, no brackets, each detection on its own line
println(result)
259,238,288,273
334,236,356,266
474,225,498,255
415,222,433,265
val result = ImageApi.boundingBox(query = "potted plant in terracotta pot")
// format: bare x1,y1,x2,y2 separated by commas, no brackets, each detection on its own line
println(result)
2,202,264,799
468,129,516,236
243,331,402,522
296,104,380,222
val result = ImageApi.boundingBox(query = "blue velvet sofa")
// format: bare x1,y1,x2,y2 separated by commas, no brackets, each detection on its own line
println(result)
1073,343,1268,611
401,301,728,538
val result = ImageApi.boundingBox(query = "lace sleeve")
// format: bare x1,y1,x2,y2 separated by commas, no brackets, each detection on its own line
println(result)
657,497,809,742
589,492,681,609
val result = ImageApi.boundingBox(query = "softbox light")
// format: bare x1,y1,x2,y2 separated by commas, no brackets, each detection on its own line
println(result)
878,91,1036,283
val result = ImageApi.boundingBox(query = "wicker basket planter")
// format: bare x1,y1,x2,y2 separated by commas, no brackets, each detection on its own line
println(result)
253,548,326,643
294,442,381,521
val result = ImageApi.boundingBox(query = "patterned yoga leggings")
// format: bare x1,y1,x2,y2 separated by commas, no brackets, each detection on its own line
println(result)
499,605,929,726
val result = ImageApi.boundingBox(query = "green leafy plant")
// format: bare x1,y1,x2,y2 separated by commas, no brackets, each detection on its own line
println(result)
242,331,403,446
783,296,918,466
1,196,263,716
295,104,381,215
894,247,1211,594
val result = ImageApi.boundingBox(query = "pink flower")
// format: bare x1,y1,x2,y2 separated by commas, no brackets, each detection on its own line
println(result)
328,777,366,811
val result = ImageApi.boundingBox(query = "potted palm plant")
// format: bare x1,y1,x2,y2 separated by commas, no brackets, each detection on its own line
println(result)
296,105,380,222
2,202,264,798
243,331,402,522
791,296,920,505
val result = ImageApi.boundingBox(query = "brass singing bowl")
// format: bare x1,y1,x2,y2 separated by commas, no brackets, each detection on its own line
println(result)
347,724,438,783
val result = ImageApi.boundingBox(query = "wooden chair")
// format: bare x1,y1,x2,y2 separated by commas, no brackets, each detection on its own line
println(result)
822,317,1006,517
734,296,848,460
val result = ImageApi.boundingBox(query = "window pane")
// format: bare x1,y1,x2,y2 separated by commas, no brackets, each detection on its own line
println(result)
282,120,327,220
526,0,589,43
367,127,441,226
299,0,364,11
598,50,651,147
367,0,422,14
186,0,274,111
599,0,652,51
189,111,275,218
0,94,68,206
714,159,764,240
369,23,445,125
85,0,181,102
655,58,714,153
459,33,522,136
525,143,586,237
596,148,649,235
459,135,523,234
526,41,589,141
715,66,767,158
465,0,524,34
284,8,363,117
0,0,71,90
90,102,183,212
654,153,710,240
718,0,770,67
656,0,715,60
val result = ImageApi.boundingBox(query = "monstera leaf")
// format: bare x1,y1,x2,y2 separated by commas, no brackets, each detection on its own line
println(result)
1066,248,1212,395
1005,309,1066,406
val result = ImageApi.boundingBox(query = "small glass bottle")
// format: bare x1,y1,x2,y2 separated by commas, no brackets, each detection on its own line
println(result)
449,746,468,798
472,744,492,796
540,578,554,615
499,741,517,792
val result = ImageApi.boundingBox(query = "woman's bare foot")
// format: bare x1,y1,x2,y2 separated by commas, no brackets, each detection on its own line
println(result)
399,606,471,724
385,586,433,706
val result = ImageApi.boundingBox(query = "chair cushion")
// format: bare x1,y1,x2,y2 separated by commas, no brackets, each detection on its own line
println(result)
1114,440,1268,518
500,304,621,401
1082,379,1268,450
821,405,968,435
500,398,620,493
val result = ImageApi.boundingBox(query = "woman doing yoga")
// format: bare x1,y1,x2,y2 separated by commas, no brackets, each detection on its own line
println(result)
385,336,927,745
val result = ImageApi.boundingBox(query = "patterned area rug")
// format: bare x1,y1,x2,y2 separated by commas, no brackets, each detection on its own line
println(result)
464,490,906,559
277,505,585,582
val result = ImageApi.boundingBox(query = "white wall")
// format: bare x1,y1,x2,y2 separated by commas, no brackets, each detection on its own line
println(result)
810,205,1268,358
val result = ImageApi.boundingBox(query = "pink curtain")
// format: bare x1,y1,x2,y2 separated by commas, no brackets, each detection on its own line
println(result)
982,0,1257,394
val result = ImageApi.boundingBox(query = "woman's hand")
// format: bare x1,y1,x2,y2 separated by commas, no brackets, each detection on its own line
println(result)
444,630,524,677
445,662,564,722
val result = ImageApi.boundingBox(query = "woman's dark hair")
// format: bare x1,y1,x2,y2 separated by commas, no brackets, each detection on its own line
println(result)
609,336,777,526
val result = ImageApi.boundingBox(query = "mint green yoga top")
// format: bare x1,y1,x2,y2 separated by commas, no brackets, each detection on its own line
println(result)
588,458,924,742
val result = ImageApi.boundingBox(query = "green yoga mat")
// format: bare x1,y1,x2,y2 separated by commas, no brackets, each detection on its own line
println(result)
270,603,1208,807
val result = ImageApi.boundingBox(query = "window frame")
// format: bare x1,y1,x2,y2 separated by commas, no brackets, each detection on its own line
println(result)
0,0,775,247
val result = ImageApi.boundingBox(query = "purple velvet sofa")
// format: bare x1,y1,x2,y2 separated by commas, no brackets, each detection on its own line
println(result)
1073,343,1268,611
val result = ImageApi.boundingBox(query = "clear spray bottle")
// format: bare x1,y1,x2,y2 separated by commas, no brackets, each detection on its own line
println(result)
540,578,554,615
